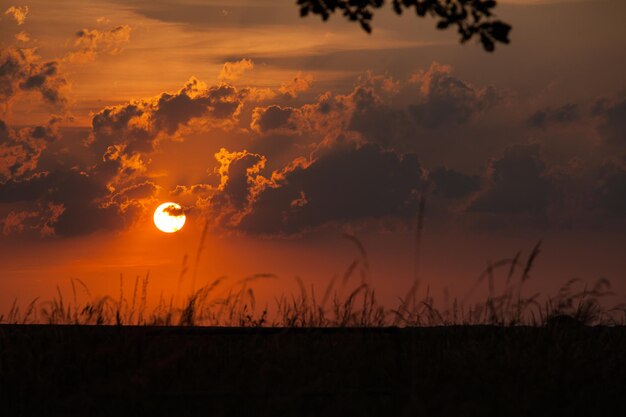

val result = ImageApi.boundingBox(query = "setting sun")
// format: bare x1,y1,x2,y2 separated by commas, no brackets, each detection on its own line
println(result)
153,202,186,233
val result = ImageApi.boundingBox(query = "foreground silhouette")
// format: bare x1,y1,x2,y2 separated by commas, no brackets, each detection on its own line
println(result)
2,325,625,416
297,0,512,51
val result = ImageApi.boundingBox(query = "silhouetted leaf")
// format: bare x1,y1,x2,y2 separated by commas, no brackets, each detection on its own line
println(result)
296,0,512,52
490,21,512,43
480,33,495,52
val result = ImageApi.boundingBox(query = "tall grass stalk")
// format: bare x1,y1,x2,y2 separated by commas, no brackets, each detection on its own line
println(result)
1,239,623,327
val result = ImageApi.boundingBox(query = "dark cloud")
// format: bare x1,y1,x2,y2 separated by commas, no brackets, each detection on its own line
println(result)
8,60,624,239
466,144,554,216
163,204,184,217
250,105,301,134
594,157,626,215
0,75,251,237
0,165,156,237
208,148,266,227
429,167,480,199
528,103,580,128
0,47,67,105
593,96,626,146
0,169,143,237
207,142,425,235
0,118,59,181
245,64,502,159
347,85,414,147
408,62,499,128
90,77,245,156
249,79,408,152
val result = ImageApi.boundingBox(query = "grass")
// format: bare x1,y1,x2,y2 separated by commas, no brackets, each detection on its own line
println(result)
2,238,624,327
1,237,625,416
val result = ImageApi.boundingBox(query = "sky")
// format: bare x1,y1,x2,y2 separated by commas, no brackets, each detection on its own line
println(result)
1,0,625,315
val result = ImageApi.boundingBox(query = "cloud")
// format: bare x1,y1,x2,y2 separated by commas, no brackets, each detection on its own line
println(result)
250,105,304,135
593,157,626,216
208,148,267,226
278,72,313,99
429,167,480,199
0,118,60,181
66,25,132,63
163,204,184,216
526,94,626,148
528,103,580,128
218,58,253,82
171,183,212,197
109,181,159,210
0,169,147,237
205,142,426,235
4,6,28,25
1,209,38,235
465,144,554,217
592,96,626,146
15,31,30,43
16,61,624,238
346,84,414,147
246,64,502,155
0,47,67,105
249,79,405,149
0,75,254,237
408,62,500,128
89,77,245,157
0,156,158,237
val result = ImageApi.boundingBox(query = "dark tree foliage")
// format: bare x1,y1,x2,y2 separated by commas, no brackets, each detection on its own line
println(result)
297,0,511,52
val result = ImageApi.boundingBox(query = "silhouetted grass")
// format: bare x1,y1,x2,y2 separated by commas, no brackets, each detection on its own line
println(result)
1,238,625,416
2,239,624,327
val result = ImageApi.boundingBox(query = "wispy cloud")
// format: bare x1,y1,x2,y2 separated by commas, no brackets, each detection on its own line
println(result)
4,5,28,25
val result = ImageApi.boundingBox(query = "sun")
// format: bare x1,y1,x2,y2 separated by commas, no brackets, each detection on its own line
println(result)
154,202,186,233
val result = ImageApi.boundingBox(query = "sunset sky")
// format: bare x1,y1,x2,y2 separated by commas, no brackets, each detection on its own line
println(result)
1,0,625,312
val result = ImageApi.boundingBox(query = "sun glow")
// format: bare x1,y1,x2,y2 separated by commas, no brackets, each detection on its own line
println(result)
153,202,186,233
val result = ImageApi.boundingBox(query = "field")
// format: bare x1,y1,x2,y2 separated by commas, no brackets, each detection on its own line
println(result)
1,241,624,416
1,324,625,416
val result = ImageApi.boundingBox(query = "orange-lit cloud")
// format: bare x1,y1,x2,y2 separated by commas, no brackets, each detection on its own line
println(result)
218,58,254,82
66,25,132,63
1,210,37,235
279,72,314,98
4,5,28,25
14,31,30,42
0,72,252,237
0,47,67,107
0,117,59,181
1,39,625,240
89,77,245,158
202,142,426,236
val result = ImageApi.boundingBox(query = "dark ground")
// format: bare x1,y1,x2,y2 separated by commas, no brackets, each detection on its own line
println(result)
1,325,625,417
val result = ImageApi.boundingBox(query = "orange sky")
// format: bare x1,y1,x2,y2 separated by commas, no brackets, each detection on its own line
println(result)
1,0,625,316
